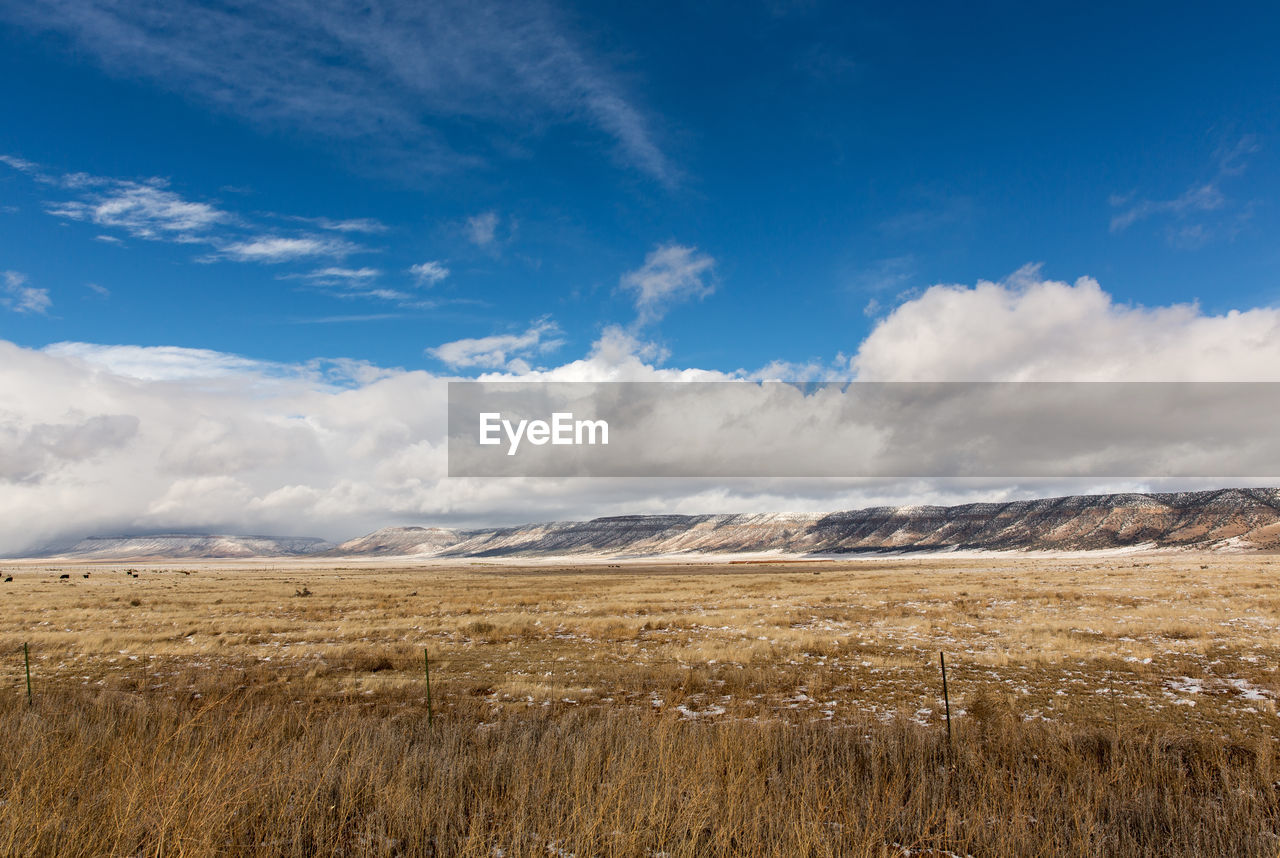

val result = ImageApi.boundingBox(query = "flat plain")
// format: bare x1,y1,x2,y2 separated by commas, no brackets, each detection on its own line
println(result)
2,553,1279,856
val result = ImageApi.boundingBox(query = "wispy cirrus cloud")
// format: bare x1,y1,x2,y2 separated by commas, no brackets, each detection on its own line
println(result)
1,0,675,183
0,154,40,174
287,267,383,286
1214,134,1261,176
288,216,388,234
1,270,51,314
46,178,230,242
1110,134,1260,247
3,154,378,269
214,235,358,264
281,263,456,307
878,191,975,238
466,211,500,247
1109,183,1226,234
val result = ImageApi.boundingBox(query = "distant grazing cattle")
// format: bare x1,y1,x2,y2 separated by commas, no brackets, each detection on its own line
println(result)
3,576,11,583
83,573,90,578
58,573,69,580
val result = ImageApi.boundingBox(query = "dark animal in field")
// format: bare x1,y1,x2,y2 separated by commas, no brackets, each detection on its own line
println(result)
58,573,69,579
3,576,11,583
83,573,90,578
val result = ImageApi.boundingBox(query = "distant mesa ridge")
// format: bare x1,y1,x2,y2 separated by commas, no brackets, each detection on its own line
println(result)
49,534,334,560
30,488,1280,560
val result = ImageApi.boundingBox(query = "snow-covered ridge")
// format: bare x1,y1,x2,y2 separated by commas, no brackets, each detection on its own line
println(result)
26,487,1280,560
46,534,334,560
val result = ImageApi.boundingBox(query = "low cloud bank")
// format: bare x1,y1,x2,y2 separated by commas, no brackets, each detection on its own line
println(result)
4,268,1280,555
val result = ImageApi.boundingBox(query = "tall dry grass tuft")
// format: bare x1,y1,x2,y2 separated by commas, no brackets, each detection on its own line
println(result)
2,679,1278,857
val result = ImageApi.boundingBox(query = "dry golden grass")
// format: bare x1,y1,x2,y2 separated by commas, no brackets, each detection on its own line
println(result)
2,552,1280,855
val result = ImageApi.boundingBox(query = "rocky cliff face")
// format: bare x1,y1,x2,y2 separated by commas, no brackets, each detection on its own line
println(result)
333,487,1280,558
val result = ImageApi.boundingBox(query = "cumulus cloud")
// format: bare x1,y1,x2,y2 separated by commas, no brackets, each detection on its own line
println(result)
0,332,755,554
409,261,449,286
0,339,441,552
620,243,715,324
1,270,51,314
4,268,1280,555
852,264,1280,381
0,414,139,483
428,318,564,371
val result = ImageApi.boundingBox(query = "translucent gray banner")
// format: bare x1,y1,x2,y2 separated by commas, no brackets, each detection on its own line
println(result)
447,381,1280,478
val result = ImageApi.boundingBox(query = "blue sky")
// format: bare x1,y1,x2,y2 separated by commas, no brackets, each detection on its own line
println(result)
3,1,1278,374
4,1,1280,551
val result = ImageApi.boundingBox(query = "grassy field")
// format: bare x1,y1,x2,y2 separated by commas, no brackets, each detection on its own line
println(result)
2,553,1279,856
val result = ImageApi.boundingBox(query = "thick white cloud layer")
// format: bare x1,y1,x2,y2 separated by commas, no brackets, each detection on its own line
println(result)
3,268,1279,555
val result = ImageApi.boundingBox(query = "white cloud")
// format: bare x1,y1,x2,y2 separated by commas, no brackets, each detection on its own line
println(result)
1109,135,1259,246
300,216,388,234
497,324,684,382
1,270,51,314
0,154,40,174
466,211,499,246
43,342,282,382
278,267,445,306
361,288,414,302
287,266,382,285
620,243,715,324
47,179,228,241
1,0,673,182
409,261,449,286
1215,134,1261,176
852,264,1280,381
1109,183,1225,233
10,159,386,270
0,413,139,484
428,318,563,370
849,255,915,301
216,235,355,263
